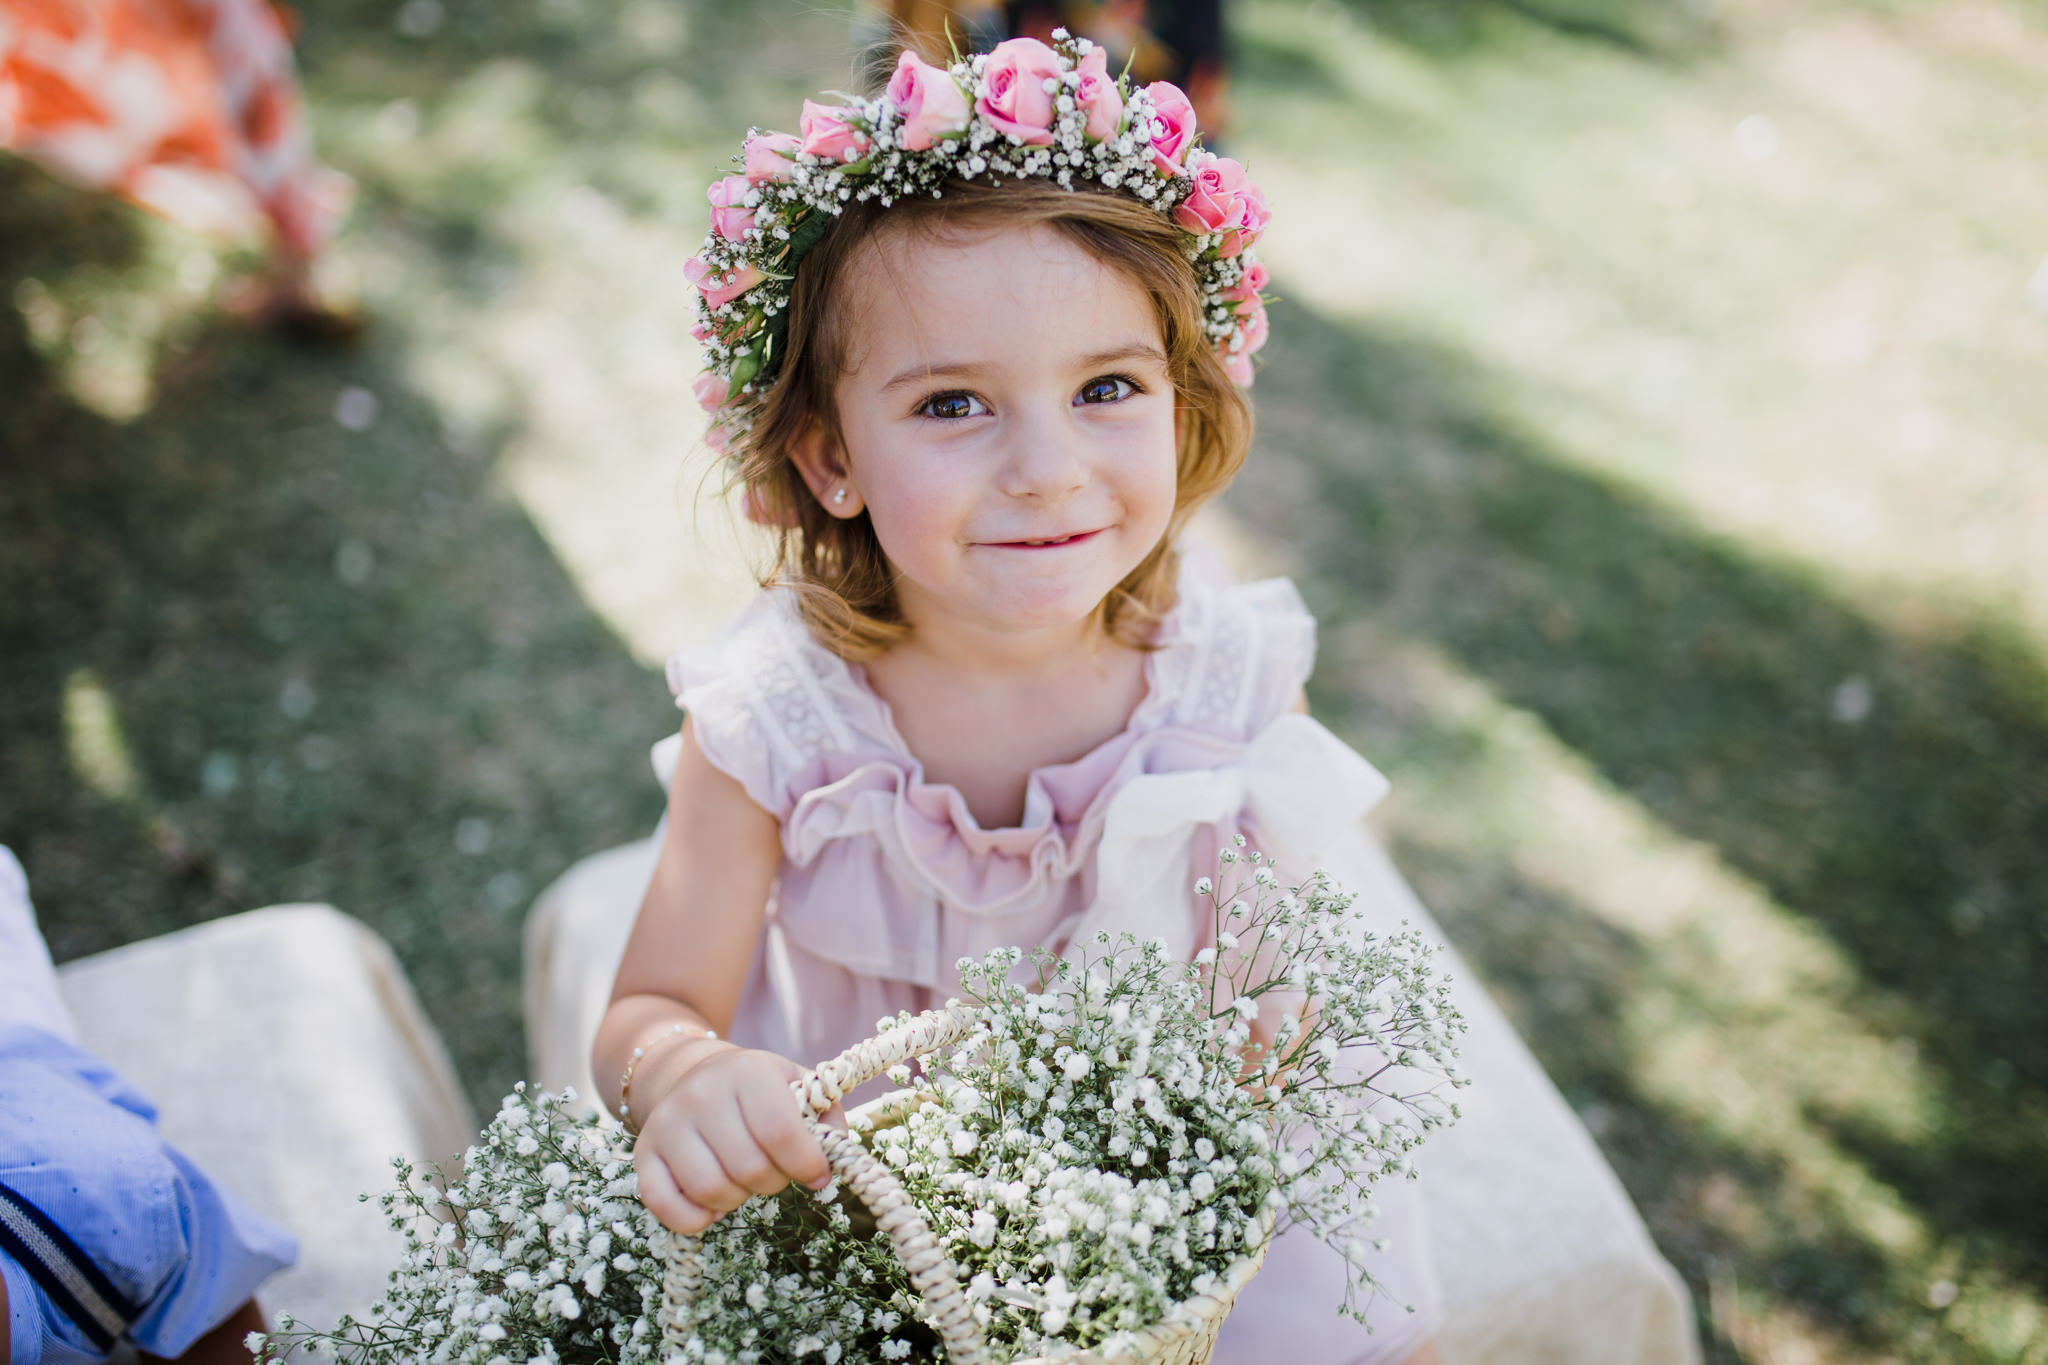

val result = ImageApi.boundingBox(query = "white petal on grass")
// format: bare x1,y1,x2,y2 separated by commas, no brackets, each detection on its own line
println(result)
201,751,240,796
279,677,316,720
2027,256,2048,318
1733,114,1778,161
332,385,379,431
395,0,443,38
334,538,375,585
375,98,421,144
1830,676,1874,725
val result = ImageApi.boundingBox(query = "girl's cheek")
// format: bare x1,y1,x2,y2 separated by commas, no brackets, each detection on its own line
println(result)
1125,422,1182,520
867,465,970,555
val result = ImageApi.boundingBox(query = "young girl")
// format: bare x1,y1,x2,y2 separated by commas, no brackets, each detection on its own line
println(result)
595,38,1442,1365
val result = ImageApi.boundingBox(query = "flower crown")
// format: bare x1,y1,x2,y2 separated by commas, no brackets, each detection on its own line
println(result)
687,30,1272,457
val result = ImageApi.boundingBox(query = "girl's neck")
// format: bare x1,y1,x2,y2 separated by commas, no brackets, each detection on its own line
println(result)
886,589,1116,684
861,602,1150,828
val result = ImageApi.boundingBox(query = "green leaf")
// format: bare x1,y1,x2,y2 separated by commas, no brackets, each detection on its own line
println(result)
783,209,834,264
727,348,763,400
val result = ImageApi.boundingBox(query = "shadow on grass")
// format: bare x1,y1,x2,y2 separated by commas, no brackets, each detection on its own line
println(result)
1232,291,2048,1327
1397,829,1968,1362
0,160,672,1111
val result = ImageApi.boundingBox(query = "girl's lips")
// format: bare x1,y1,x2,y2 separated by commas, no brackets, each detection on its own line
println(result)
983,528,1105,549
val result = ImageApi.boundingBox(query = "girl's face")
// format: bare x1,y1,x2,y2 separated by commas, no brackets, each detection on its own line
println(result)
806,222,1180,644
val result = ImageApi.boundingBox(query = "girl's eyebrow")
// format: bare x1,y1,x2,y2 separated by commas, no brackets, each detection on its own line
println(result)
879,341,1171,395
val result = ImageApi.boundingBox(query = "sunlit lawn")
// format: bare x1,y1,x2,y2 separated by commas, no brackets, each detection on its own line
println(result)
1,0,2043,1361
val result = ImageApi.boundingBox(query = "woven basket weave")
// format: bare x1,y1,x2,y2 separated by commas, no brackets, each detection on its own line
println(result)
658,1004,1272,1365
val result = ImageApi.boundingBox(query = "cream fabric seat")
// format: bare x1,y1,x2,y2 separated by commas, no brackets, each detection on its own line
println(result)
55,905,477,1333
525,836,1701,1365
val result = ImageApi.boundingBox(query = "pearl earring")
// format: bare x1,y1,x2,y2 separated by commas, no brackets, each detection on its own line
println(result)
832,487,848,506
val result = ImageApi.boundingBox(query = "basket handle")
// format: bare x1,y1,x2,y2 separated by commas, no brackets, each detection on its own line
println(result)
659,1005,991,1365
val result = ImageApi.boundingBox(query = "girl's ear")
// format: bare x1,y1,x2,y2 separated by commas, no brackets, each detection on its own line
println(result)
788,422,865,519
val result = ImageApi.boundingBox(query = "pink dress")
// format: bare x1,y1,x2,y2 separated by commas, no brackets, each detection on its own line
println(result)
660,553,1445,1364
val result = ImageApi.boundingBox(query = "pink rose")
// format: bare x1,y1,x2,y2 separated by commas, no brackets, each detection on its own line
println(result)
706,174,756,242
977,37,1062,145
888,50,971,151
1073,46,1124,142
1143,81,1197,175
1173,150,1250,238
1221,180,1269,258
1225,259,1270,303
799,100,871,164
1222,349,1255,387
743,131,801,185
692,372,728,414
685,255,765,308
706,422,733,456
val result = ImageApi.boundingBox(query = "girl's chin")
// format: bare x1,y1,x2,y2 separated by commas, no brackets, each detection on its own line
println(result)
937,577,1130,635
988,584,1134,632
896,547,1150,634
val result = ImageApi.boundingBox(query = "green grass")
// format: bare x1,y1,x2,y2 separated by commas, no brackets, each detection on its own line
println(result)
1221,1,2048,1359
2,0,2044,1361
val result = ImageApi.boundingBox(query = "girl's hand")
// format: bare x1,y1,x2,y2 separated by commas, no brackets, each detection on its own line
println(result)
631,1044,838,1235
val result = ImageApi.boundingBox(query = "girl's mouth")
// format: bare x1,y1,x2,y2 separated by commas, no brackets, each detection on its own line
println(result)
990,529,1103,549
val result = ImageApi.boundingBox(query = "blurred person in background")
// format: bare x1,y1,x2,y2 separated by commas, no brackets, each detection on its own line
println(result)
0,0,355,337
0,845,297,1365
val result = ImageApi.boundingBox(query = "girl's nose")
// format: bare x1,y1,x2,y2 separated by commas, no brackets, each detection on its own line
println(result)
997,409,1088,501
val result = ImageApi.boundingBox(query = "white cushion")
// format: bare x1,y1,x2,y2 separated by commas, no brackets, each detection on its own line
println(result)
57,906,477,1331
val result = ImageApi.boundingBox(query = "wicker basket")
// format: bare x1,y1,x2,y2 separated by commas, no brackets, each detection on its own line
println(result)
658,1004,1272,1365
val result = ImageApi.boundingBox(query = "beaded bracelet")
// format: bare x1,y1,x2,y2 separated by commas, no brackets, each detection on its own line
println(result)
618,1022,717,1129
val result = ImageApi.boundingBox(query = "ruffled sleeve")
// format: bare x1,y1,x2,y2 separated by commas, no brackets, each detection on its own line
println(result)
651,591,876,822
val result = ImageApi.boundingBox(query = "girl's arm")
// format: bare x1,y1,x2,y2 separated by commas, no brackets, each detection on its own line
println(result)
592,718,831,1234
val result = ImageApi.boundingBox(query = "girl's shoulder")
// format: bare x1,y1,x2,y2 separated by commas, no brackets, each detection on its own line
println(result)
1145,544,1318,739
656,547,1319,818
657,586,894,821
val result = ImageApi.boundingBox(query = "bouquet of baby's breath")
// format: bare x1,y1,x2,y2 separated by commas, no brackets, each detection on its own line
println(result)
250,1090,667,1365
253,841,1466,1365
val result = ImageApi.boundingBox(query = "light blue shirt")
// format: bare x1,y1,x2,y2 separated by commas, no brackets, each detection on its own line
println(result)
2,843,297,1365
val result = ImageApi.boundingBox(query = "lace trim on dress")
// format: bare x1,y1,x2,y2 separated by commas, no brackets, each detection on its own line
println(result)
750,601,857,770
1158,573,1313,741
1170,579,1265,735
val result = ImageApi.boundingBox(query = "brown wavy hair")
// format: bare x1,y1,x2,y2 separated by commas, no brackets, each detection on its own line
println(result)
728,175,1252,660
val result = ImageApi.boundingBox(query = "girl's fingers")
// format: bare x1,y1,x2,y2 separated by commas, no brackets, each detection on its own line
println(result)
661,1121,760,1211
632,1141,720,1235
693,1099,797,1198
736,1082,833,1190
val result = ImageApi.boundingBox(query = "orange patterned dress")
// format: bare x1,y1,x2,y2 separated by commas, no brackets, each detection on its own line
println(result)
0,0,347,258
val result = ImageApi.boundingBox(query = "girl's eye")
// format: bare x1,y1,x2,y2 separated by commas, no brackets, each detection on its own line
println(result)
918,391,988,421
1076,375,1140,406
